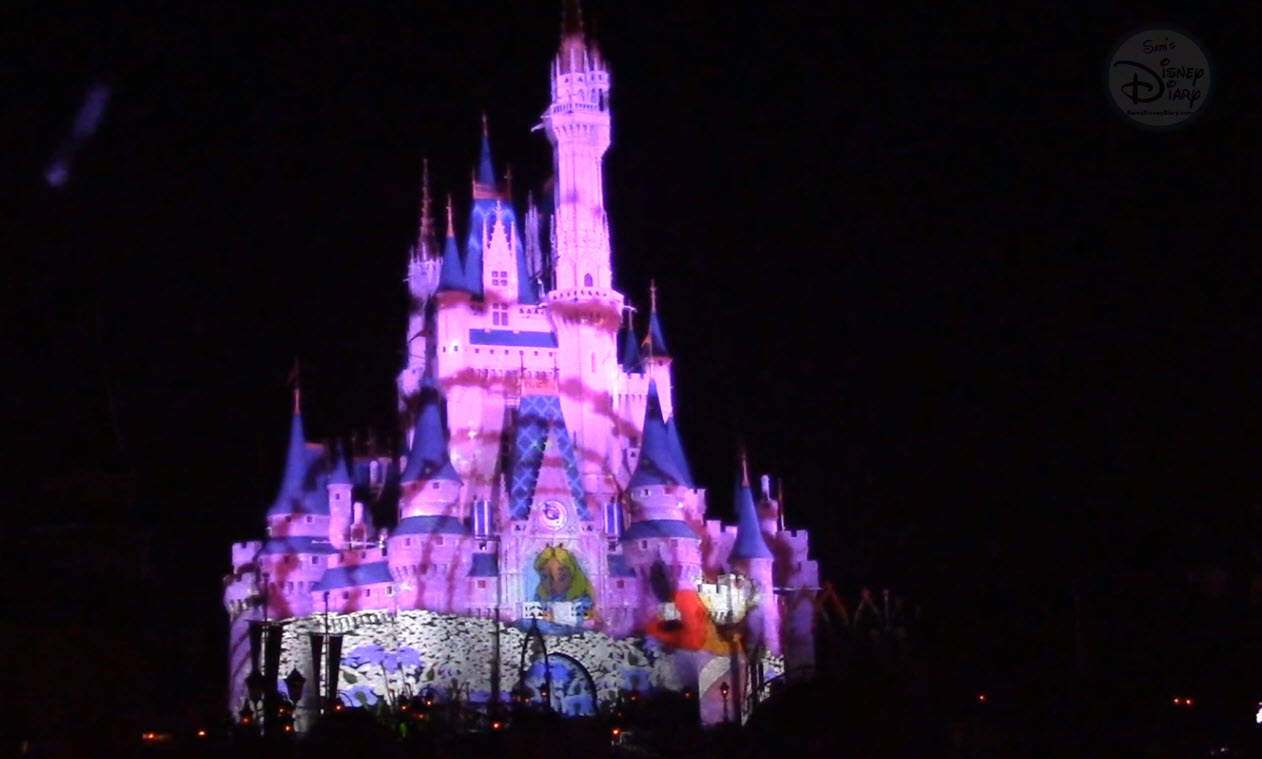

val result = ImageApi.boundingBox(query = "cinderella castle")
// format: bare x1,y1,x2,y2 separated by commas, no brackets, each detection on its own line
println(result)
223,3,819,726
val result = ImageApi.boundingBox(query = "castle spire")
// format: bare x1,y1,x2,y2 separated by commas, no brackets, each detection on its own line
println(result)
329,441,352,486
401,377,461,484
476,112,495,188
289,356,301,415
739,440,750,487
267,365,321,518
417,157,435,257
729,448,772,560
437,194,469,293
643,281,669,357
627,379,691,488
619,307,641,371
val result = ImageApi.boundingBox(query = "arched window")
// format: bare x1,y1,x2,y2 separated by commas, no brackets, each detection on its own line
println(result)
583,273,593,287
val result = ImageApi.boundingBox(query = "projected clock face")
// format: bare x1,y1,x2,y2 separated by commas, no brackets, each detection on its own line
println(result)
540,500,568,530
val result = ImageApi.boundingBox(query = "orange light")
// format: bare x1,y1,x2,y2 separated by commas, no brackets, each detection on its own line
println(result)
611,727,621,737
1186,698,1194,706
491,721,502,730
196,730,206,738
284,724,293,733
978,694,986,702
1173,698,1182,705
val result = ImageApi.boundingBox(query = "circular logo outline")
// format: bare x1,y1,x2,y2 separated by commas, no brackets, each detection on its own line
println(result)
1104,24,1214,131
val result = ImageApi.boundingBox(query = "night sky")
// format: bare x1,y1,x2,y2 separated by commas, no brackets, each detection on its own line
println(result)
6,0,1262,711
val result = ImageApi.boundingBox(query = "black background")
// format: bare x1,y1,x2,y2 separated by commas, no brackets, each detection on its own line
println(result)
4,0,1261,724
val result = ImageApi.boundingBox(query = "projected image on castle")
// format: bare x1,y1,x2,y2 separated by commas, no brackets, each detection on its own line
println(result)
222,2,820,730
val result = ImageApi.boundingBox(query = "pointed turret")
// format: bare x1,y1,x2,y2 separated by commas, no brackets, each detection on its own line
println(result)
328,442,351,485
266,385,327,517
400,378,461,483
416,157,437,260
664,415,694,488
643,281,669,357
327,443,353,549
729,450,772,560
476,113,495,187
627,380,690,488
437,196,469,293
619,309,641,371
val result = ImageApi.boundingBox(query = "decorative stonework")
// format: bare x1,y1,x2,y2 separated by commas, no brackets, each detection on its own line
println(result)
275,609,782,718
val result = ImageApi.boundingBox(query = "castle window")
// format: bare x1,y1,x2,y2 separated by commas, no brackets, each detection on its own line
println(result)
478,580,487,589
583,273,593,287
491,270,508,287
387,586,394,595
671,540,678,548
305,516,313,523
435,537,444,546
365,589,371,597
616,580,624,589
640,540,648,549
342,591,349,600
432,482,440,489
474,348,480,354
405,538,411,547
311,557,319,565
492,304,509,326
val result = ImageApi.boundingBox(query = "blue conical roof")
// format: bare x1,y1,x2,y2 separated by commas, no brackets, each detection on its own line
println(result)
729,467,772,560
477,133,495,186
437,223,468,293
664,416,695,488
328,443,352,485
463,205,487,299
266,410,330,516
645,310,669,357
628,380,690,489
401,378,461,483
619,320,641,371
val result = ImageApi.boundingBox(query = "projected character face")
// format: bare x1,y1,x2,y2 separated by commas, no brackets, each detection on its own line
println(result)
531,545,593,605
540,554,572,598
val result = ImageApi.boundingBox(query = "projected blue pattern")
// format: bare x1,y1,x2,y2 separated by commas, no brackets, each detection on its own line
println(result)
508,395,591,520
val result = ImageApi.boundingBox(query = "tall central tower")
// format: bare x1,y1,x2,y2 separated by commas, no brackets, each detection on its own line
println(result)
542,0,623,509
544,0,612,293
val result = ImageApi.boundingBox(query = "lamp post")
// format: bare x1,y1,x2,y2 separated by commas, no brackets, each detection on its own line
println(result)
720,681,730,723
284,668,305,731
322,591,330,714
243,669,266,736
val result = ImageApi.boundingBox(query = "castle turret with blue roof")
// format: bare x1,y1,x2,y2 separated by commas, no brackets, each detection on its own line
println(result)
255,386,335,619
640,281,677,421
399,159,444,448
388,376,467,610
623,380,704,623
728,450,781,655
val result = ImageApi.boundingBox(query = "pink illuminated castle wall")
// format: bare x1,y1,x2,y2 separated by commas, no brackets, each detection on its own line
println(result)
224,6,819,722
